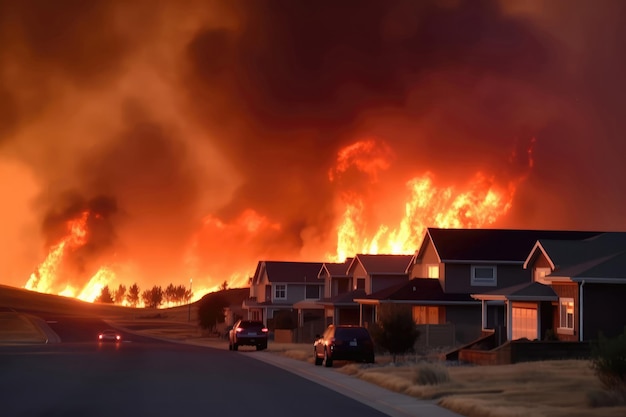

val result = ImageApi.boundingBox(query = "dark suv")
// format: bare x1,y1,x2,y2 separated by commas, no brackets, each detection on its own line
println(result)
228,320,268,351
313,325,375,367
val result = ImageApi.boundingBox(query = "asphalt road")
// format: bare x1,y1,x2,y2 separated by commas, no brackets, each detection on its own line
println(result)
0,316,391,417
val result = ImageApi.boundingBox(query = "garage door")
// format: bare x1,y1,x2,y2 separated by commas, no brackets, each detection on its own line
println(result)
512,307,537,340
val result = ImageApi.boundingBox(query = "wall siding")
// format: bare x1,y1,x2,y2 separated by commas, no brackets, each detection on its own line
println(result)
552,282,579,342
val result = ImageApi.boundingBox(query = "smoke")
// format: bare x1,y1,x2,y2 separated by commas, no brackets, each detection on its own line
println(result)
1,0,625,292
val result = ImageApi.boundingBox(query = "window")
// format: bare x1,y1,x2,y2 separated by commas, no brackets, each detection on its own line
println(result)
305,284,320,299
274,284,286,300
413,306,440,324
559,298,574,330
471,265,497,286
355,278,365,290
427,265,439,279
534,268,551,284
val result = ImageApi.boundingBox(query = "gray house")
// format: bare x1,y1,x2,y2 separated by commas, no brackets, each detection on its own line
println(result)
242,260,323,327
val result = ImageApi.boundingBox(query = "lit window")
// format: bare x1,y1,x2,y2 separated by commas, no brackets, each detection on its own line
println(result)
559,298,574,330
471,265,497,286
427,265,439,279
534,268,551,284
274,284,286,300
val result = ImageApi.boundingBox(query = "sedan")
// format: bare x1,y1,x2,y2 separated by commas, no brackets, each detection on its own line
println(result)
98,329,122,343
314,325,375,367
228,320,268,351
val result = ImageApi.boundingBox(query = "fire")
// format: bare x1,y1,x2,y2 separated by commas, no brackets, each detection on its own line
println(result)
331,138,529,261
24,210,116,302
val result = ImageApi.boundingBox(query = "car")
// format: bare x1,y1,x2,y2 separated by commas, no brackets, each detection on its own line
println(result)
228,320,268,351
98,329,122,343
313,325,375,367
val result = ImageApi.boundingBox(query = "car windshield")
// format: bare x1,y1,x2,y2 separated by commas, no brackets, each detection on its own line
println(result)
335,327,370,340
238,321,264,329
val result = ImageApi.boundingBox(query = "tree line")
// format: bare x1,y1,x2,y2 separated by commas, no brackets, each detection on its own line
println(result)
94,283,193,308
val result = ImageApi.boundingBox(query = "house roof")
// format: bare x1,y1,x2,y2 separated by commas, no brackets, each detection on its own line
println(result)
319,258,353,278
252,261,324,285
317,289,366,306
472,281,558,301
355,278,476,305
419,228,603,264
348,254,413,275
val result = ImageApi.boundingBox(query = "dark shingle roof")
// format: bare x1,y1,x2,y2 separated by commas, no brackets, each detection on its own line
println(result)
351,254,413,274
473,281,558,301
424,228,603,263
358,278,475,304
260,261,324,283
321,258,353,277
318,289,366,306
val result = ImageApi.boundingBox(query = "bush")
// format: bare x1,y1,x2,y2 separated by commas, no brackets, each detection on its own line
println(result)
591,327,626,393
197,293,228,331
369,304,420,362
413,362,451,386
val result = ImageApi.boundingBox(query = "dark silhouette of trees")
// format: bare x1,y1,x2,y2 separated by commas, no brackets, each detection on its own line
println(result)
142,285,163,308
369,304,420,362
197,292,228,332
219,280,229,291
126,283,140,307
114,284,126,304
95,285,114,303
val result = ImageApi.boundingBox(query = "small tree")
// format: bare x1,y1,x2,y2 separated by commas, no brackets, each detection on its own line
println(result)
126,283,140,307
591,328,626,393
141,285,163,308
164,283,176,305
95,285,114,303
369,304,420,362
219,280,229,291
197,293,228,332
114,284,126,304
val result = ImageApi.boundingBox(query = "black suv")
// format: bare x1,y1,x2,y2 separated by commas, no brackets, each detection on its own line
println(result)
313,325,375,367
228,320,269,351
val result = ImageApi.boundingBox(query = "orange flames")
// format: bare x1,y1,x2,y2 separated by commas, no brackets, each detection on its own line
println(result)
25,211,115,303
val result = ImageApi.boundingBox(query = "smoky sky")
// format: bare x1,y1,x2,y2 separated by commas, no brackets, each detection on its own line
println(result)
2,0,626,291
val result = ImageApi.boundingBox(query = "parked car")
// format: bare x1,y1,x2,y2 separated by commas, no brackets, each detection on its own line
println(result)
98,329,122,343
313,325,375,367
228,320,268,351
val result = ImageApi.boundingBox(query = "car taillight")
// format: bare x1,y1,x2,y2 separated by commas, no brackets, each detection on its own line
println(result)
116,335,121,340
98,335,103,339
261,328,268,333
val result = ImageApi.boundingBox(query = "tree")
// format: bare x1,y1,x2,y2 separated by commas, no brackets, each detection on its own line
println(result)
141,285,163,308
114,284,127,305
219,280,229,291
95,285,114,303
369,304,420,362
197,293,228,332
126,283,140,307
164,283,176,305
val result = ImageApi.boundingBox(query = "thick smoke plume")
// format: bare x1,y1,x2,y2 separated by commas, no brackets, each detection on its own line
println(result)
1,0,625,294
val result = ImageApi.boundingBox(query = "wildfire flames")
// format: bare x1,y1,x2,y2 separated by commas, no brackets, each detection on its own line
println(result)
23,137,532,305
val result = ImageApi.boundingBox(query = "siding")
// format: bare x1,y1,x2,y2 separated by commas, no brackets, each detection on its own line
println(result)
552,282,579,342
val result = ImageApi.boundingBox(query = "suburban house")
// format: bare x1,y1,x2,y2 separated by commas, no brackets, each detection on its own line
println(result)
516,232,626,342
317,254,413,326
242,260,324,329
397,228,603,345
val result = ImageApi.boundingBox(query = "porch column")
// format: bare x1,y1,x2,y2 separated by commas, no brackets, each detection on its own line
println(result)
506,300,512,341
481,300,486,329
359,304,363,327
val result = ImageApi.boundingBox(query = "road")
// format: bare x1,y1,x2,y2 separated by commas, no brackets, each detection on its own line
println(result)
0,316,391,417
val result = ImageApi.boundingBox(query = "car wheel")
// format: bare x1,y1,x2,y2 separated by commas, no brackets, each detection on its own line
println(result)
228,341,232,350
365,354,375,364
324,349,333,367
314,350,323,366
256,343,267,351
233,343,238,351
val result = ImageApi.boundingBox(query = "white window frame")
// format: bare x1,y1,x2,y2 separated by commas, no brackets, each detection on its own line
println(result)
274,284,287,300
427,264,439,279
471,265,497,286
558,297,575,334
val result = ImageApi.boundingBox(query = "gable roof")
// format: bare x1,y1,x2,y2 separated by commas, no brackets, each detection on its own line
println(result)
417,228,603,264
319,258,353,278
355,278,476,305
252,261,324,285
348,254,413,275
523,232,626,284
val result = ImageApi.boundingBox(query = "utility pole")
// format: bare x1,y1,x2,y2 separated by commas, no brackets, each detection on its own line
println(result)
188,278,193,322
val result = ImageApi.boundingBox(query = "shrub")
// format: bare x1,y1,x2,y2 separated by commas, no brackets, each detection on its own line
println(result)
591,327,626,393
413,362,450,385
369,304,420,362
197,293,228,331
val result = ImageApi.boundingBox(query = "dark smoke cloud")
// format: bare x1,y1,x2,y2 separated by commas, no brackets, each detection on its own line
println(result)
1,0,626,291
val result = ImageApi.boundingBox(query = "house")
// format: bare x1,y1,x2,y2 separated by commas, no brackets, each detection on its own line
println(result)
517,232,626,342
402,228,602,344
242,260,324,328
318,254,412,326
